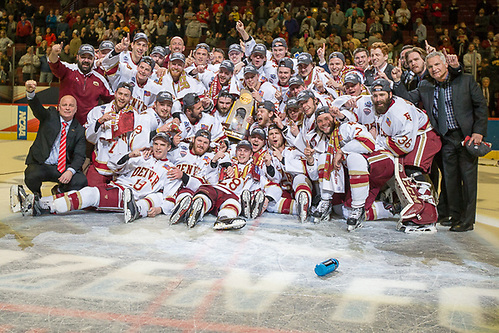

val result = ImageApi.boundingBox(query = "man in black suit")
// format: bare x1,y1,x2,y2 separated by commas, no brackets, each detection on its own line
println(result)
11,80,87,215
392,51,488,232
364,42,394,88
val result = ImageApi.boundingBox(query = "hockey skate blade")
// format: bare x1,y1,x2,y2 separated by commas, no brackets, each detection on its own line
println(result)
213,218,246,230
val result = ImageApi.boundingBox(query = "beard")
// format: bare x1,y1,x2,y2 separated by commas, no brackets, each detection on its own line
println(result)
374,100,390,114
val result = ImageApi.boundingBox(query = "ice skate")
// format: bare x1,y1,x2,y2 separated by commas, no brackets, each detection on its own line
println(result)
250,191,265,219
10,185,21,213
169,195,192,225
32,194,49,216
123,188,139,224
187,197,204,228
240,189,251,218
400,221,437,234
19,185,34,217
297,191,309,223
347,207,365,232
213,216,246,230
312,199,331,223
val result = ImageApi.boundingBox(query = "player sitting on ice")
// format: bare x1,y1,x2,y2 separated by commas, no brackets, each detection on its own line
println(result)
264,124,318,222
175,140,266,230
19,133,182,224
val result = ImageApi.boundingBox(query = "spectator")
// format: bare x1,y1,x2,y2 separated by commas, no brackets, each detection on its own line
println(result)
210,12,227,39
171,17,185,37
389,24,404,55
72,16,85,34
353,16,367,40
369,15,383,36
33,5,46,29
290,37,303,55
448,0,460,26
345,1,364,18
266,11,280,35
225,28,239,48
284,12,299,42
412,2,426,30
212,0,227,15
43,27,56,47
476,0,494,15
475,8,490,41
23,0,36,20
39,46,53,84
415,18,427,46
18,46,40,82
6,15,16,42
395,1,411,31
185,16,202,47
255,0,270,29
480,77,495,116
69,30,82,58
59,44,74,63
16,13,33,44
382,4,394,32
0,29,14,53
36,40,48,56
45,10,58,31
431,0,443,26
240,0,254,16
463,44,481,74
196,3,210,33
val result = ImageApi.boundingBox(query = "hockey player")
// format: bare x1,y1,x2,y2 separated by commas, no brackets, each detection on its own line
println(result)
274,57,294,109
102,32,149,91
250,101,277,134
22,133,181,224
212,89,236,127
160,52,206,108
177,93,226,145
168,129,220,225
240,65,278,106
85,82,142,187
203,60,237,102
150,46,167,69
296,52,337,99
318,106,395,231
265,124,318,222
180,140,265,230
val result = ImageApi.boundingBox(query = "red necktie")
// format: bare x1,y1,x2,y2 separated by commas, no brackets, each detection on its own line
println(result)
57,122,67,173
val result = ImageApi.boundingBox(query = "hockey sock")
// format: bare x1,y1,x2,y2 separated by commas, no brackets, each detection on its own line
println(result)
52,187,100,213
366,201,393,220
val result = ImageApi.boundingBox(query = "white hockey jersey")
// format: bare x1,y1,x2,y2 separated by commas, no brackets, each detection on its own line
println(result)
178,112,225,145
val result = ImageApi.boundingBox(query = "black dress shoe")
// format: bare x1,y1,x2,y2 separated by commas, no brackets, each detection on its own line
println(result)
438,217,453,226
449,222,474,232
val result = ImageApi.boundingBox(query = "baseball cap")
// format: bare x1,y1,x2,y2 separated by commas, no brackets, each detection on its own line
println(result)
344,73,361,85
328,51,345,64
195,43,210,52
133,32,148,43
297,90,315,102
156,91,173,103
138,56,155,69
315,105,330,118
258,101,275,113
250,127,267,140
220,60,235,72
268,124,282,132
152,132,172,144
150,46,167,57
182,93,200,110
99,40,114,51
272,37,287,49
228,44,243,54
371,78,391,92
170,52,186,63
194,129,212,142
116,81,134,94
288,76,304,87
278,57,294,70
218,89,235,101
251,44,267,56
78,44,95,56
286,97,299,109
464,139,492,157
297,52,313,65
243,65,259,76
236,140,253,150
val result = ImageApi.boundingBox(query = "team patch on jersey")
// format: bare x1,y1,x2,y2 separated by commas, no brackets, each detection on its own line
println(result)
365,101,373,108
386,117,392,127
162,163,172,170
201,124,208,130
144,91,151,96
363,108,371,115
203,156,211,164
270,74,277,81
180,150,187,157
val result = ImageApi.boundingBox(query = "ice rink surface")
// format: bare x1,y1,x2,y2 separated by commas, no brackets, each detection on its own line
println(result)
0,140,498,332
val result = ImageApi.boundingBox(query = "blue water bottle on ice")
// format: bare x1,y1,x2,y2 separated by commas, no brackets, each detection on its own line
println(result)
315,258,339,276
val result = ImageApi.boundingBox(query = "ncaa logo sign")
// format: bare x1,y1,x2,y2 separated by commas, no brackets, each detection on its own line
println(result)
17,105,28,140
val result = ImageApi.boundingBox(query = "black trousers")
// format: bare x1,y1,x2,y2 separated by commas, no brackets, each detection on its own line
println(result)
24,163,88,196
440,130,478,225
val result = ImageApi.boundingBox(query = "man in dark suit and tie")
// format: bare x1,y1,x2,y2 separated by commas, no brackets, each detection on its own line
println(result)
364,42,394,88
11,80,87,215
392,51,488,232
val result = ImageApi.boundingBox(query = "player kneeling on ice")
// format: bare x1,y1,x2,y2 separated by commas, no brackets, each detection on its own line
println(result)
173,140,266,230
263,124,318,222
18,133,182,223
317,106,395,231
